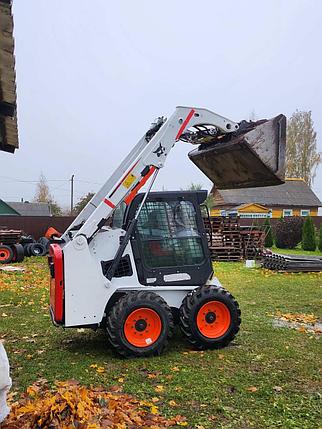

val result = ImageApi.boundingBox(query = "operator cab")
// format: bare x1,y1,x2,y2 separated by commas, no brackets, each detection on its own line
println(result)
111,190,212,286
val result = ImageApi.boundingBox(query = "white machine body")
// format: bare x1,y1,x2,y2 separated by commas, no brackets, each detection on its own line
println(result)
49,106,238,328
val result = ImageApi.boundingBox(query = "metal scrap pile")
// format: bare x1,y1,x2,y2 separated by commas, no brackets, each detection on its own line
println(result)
0,229,23,263
0,229,50,264
262,253,322,272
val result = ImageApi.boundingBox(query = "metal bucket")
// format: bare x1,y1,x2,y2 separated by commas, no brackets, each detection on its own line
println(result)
188,114,286,189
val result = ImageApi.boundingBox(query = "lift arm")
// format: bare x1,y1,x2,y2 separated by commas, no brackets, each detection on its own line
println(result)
61,106,239,242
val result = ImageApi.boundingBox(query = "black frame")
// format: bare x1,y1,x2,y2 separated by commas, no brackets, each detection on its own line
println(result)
124,191,213,286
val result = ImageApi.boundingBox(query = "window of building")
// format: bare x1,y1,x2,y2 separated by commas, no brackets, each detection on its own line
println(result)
283,209,293,217
300,209,310,217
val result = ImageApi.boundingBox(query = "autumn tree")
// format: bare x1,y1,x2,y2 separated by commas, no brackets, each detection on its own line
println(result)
286,110,321,186
33,173,62,216
73,192,95,215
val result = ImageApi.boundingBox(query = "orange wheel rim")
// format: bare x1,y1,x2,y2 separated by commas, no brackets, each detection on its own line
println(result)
196,301,231,339
0,248,10,261
124,308,162,348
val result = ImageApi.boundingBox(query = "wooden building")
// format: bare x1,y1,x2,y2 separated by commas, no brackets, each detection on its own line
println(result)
211,179,321,218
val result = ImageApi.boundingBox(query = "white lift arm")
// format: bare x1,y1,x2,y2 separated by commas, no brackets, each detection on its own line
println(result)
62,106,239,243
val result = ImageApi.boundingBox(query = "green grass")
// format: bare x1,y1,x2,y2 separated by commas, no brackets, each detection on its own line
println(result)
270,245,322,256
1,258,321,428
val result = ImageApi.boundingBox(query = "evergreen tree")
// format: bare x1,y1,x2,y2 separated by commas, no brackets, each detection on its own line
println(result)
318,227,322,252
73,192,95,215
302,216,316,251
263,217,274,247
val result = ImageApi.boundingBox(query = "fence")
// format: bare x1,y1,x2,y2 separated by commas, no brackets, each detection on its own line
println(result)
0,216,75,239
238,216,322,229
0,215,322,241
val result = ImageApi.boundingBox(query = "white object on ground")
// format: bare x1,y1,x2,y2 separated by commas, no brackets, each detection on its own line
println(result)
0,342,12,423
245,259,256,268
0,266,25,272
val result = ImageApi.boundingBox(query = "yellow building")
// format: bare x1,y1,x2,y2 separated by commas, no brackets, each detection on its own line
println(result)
210,179,321,218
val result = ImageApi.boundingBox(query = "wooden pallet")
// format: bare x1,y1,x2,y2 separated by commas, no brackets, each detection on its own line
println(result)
204,216,265,262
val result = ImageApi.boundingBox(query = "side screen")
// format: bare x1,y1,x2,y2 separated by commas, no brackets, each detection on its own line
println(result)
136,200,205,268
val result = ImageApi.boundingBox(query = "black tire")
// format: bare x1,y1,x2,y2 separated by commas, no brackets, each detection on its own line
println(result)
29,243,46,257
20,235,34,245
11,244,24,263
23,243,32,257
106,291,174,357
0,245,14,264
180,285,241,350
38,237,50,252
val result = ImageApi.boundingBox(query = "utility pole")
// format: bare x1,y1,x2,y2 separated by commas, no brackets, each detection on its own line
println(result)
70,174,75,214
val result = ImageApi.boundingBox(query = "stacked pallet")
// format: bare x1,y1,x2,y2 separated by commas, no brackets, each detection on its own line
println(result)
262,253,322,272
0,228,22,244
205,217,266,262
240,228,265,259
208,216,243,261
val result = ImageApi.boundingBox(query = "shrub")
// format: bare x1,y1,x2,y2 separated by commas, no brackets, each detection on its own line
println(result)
263,218,274,247
302,216,316,251
274,217,303,249
319,228,322,252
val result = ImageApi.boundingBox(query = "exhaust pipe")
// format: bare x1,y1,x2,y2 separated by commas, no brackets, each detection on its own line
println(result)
188,114,286,189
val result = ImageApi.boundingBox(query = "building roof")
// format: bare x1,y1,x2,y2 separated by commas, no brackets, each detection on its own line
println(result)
0,0,19,153
211,179,322,208
231,203,270,212
0,199,20,215
6,202,52,216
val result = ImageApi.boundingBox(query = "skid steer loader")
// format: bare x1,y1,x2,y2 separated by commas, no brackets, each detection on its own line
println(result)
49,106,286,357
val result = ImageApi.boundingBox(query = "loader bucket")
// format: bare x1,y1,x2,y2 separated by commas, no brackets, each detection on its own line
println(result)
188,114,286,189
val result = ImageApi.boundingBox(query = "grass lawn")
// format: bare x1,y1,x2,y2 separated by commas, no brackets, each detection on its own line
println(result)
0,257,321,428
270,246,322,257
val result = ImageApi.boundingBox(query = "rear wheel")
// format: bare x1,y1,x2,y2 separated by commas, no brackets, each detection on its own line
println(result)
106,291,173,357
29,243,46,256
11,244,24,263
23,243,32,257
0,245,14,264
180,285,241,349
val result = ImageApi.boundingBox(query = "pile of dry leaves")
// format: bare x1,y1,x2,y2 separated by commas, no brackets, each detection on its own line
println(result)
275,312,318,325
2,380,187,428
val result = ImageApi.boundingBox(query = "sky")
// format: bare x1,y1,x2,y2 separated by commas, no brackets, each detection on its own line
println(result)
1,0,322,211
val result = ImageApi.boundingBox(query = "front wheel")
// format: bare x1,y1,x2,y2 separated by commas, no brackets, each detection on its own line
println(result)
0,245,14,264
106,291,174,357
180,285,241,349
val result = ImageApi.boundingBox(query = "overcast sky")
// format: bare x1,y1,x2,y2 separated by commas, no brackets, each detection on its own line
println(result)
1,0,321,210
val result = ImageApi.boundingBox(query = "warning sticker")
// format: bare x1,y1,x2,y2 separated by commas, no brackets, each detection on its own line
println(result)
122,173,136,189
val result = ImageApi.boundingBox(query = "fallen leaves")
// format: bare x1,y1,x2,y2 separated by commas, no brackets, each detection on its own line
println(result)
154,385,165,393
90,364,106,374
2,380,187,428
276,312,318,325
246,386,258,393
271,311,322,336
170,366,180,372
